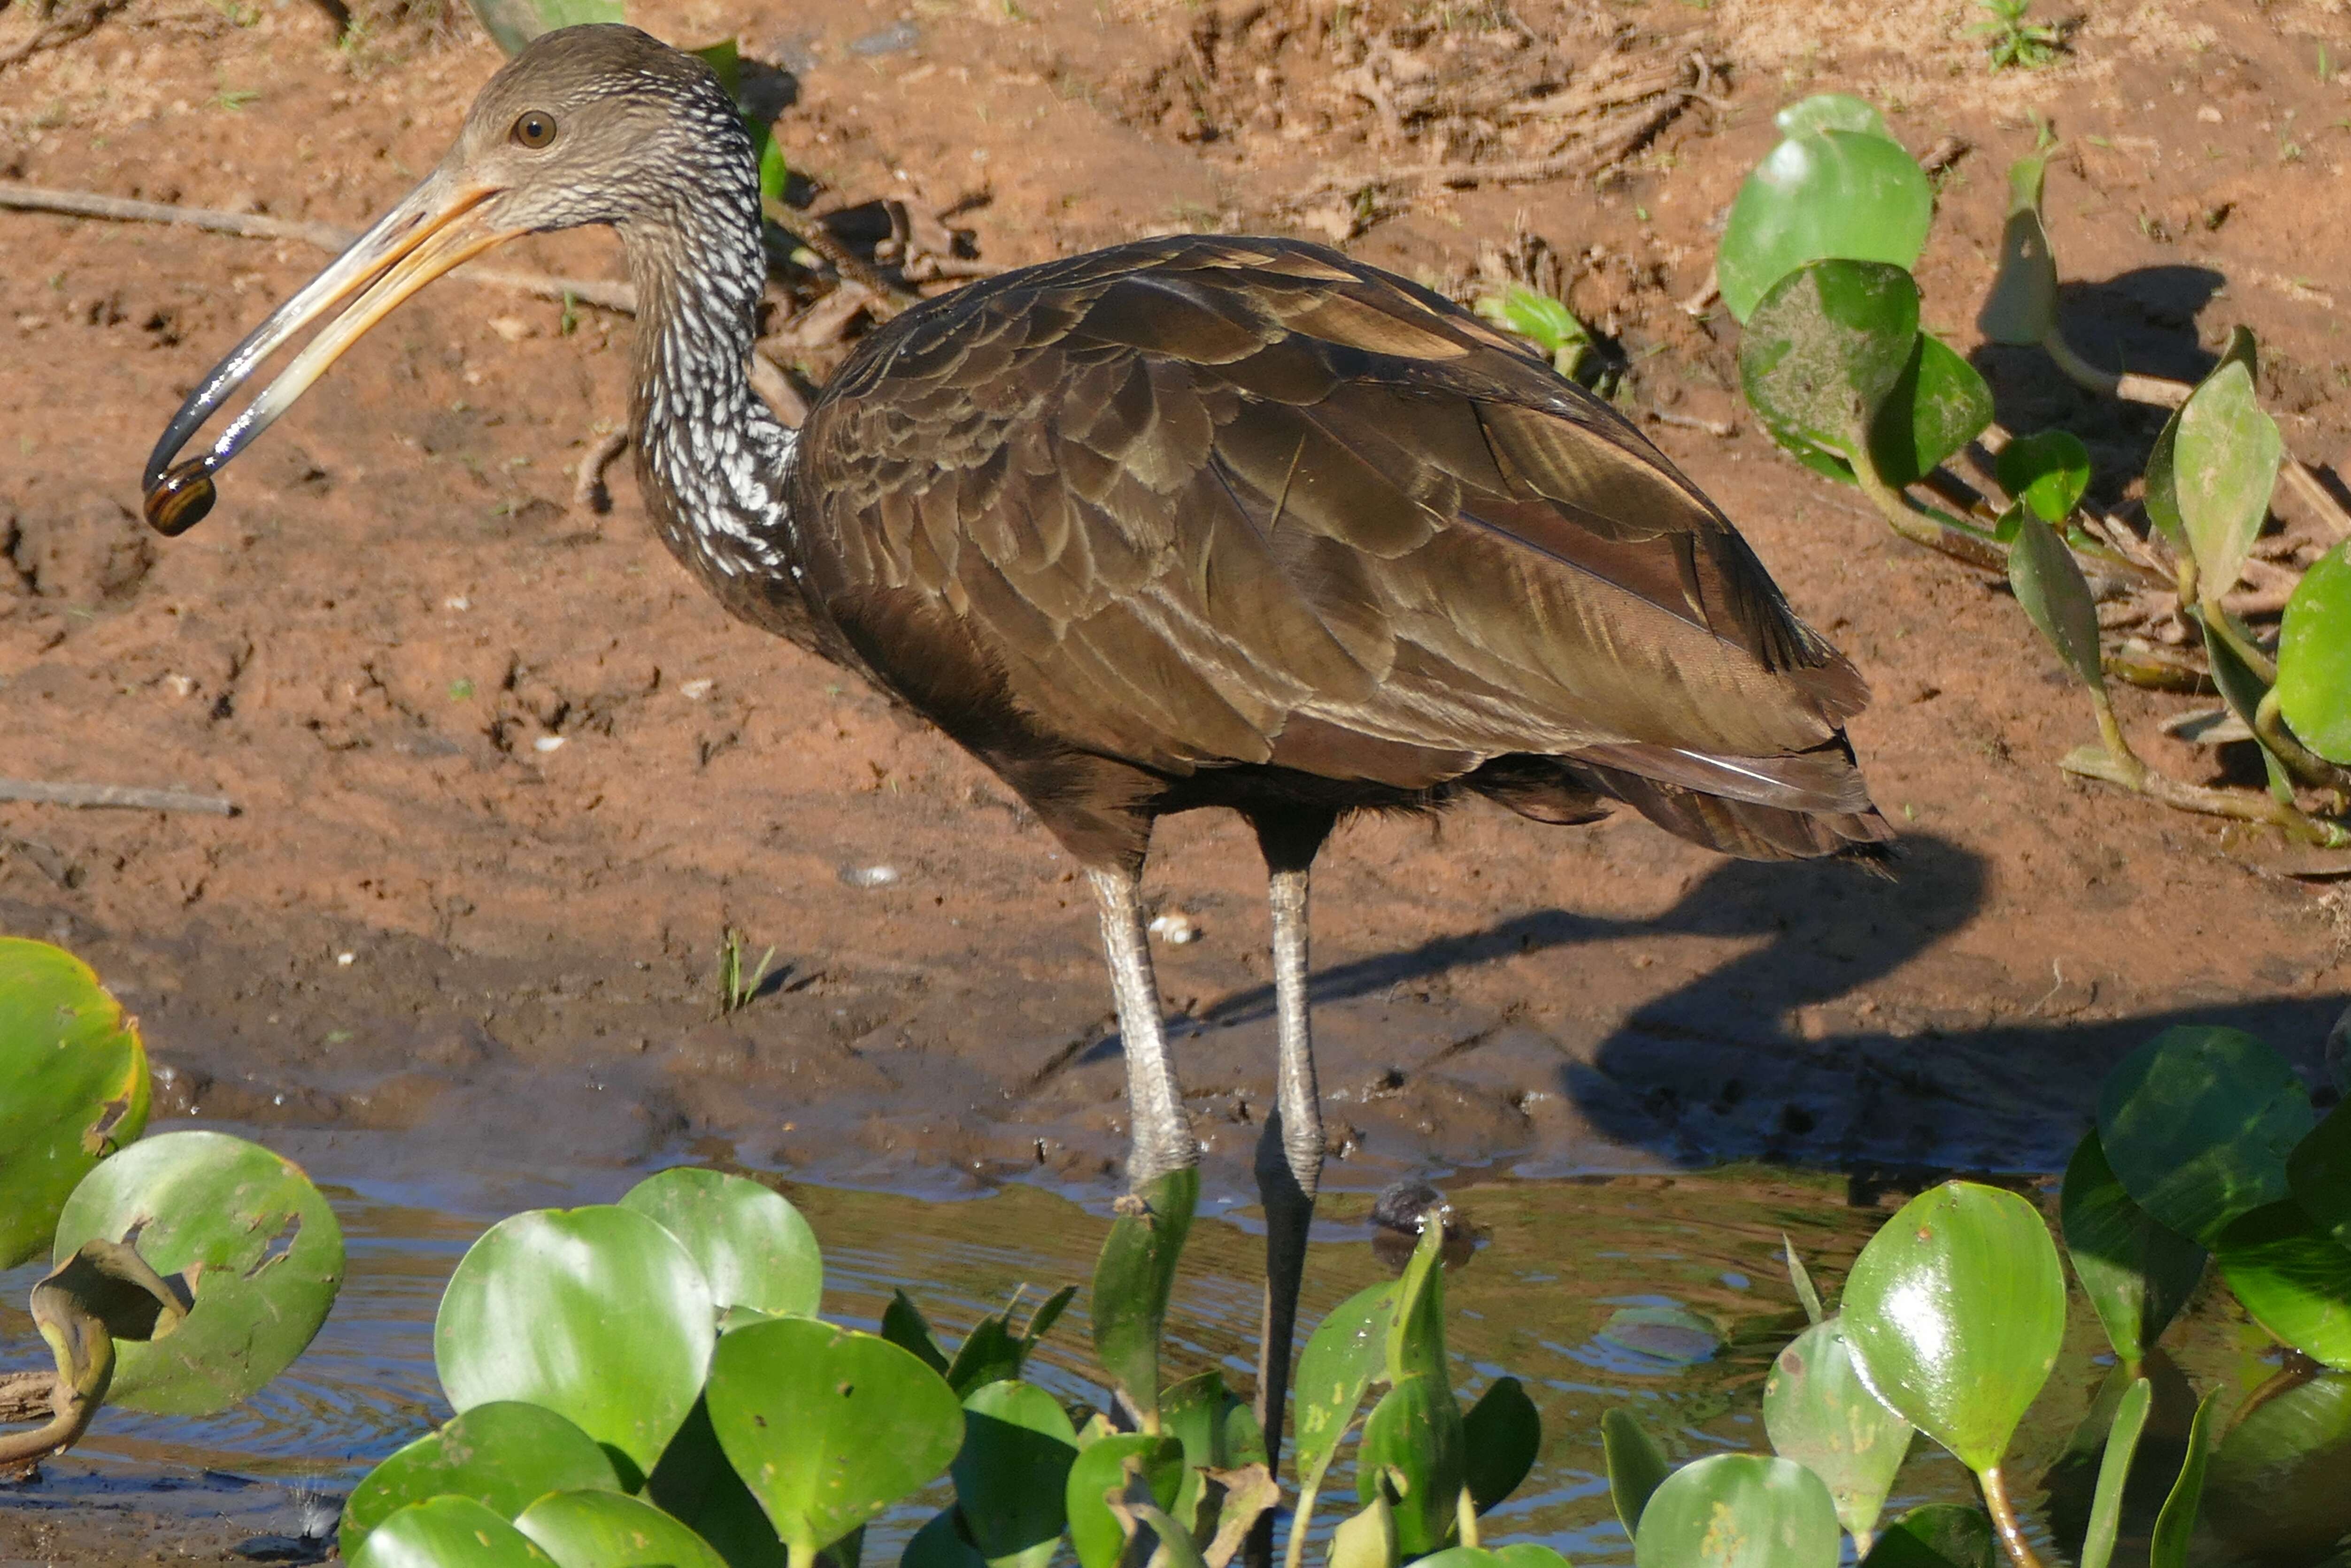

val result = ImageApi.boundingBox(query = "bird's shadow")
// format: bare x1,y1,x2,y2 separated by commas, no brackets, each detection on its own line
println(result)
1123,832,2339,1173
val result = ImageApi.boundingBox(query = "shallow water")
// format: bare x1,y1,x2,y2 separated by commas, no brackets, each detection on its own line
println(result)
2,1134,2344,1567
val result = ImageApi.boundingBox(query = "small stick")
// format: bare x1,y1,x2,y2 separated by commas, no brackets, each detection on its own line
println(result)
1676,262,1719,317
0,780,236,815
1644,407,1734,438
572,428,629,513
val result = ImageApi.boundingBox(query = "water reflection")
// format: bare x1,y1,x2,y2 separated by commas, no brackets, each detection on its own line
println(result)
2,1160,2344,1566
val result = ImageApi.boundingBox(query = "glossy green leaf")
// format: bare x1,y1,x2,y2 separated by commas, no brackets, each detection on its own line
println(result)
2216,1201,2351,1367
2293,1100,2351,1249
0,938,149,1269
1386,1191,1452,1384
2060,1129,2207,1364
2144,328,2259,560
1976,155,2058,346
515,1490,729,1568
1782,1237,1824,1325
2006,505,2105,691
2174,360,2282,600
619,1167,822,1318
436,1206,713,1481
1719,132,1934,323
350,1496,558,1568
343,1402,624,1557
1601,1409,1672,1539
1762,1318,1911,1544
952,1378,1079,1568
468,0,623,56
2203,1368,2351,1562
1870,334,1996,488
1997,429,2092,523
53,1129,342,1415
1839,1182,2066,1473
1293,1280,1397,1491
1774,93,1892,141
905,1510,987,1568
1164,1368,1268,1535
2276,543,2351,764
2098,1025,2315,1245
1417,1548,1574,1568
1596,1306,1718,1365
881,1289,952,1376
2149,1389,2219,1568
945,1318,1023,1398
1739,260,1921,464
1461,1377,1540,1513
2078,1377,2151,1568
647,1394,790,1568
705,1316,964,1555
1327,1495,1399,1568
1474,285,1594,372
1090,1167,1197,1428
1632,1453,1840,1568
1064,1435,1183,1568
1857,1504,1994,1568
1358,1375,1465,1557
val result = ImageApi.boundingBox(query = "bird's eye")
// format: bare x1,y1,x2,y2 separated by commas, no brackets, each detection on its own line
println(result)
512,110,558,149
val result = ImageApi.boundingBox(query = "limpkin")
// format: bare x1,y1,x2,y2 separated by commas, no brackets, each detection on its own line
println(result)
144,22,1888,1475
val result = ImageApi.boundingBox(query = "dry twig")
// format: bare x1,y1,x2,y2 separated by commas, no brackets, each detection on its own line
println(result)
0,780,236,815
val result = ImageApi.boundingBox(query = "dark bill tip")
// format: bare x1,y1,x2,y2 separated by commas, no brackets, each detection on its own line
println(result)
143,461,218,537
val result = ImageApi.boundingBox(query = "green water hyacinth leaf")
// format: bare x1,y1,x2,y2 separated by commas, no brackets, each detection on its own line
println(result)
1867,334,1994,489
1600,1409,1671,1539
1387,1193,1452,1384
906,1509,987,1568
1976,154,2058,346
468,0,621,56
2150,1389,2219,1568
53,1129,342,1415
1631,1453,1840,1568
2203,1368,2351,1561
1596,1305,1718,1365
1719,131,1933,323
2275,543,2351,764
436,1205,713,1482
1762,1318,1911,1546
1460,1376,1540,1513
1064,1435,1182,1568
953,1378,1079,1568
2077,1376,2150,1568
881,1288,953,1376
2215,1201,2351,1367
1782,1237,1824,1325
1839,1181,2066,1473
647,1394,791,1568
2060,1129,2207,1365
620,1167,823,1318
2174,360,2282,601
1739,260,1920,464
2007,505,2105,691
1418,1547,1575,1568
1774,92,1893,141
1163,1368,1268,1535
2098,1025,2315,1246
1856,1504,1993,1568
2143,327,2258,561
706,1316,964,1556
351,1495,558,1568
1327,1495,1399,1568
1358,1375,1466,1558
1294,1279,1396,1493
1091,1167,1197,1428
2290,1099,2351,1247
0,938,149,1269
342,1402,623,1557
515,1489,731,1568
1997,429,2092,523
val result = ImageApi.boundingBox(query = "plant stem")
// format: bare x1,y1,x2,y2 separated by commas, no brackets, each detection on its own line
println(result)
1283,1477,1322,1568
1849,455,2010,572
1456,1486,1480,1551
2041,331,2191,407
2200,600,2280,685
2255,688,2351,799
1977,1466,2050,1568
788,1543,817,1568
2060,745,2351,845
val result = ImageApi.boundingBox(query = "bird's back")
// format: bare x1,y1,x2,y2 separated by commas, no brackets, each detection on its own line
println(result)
790,234,1886,862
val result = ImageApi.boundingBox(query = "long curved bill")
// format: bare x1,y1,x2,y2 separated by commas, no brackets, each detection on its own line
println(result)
141,174,524,536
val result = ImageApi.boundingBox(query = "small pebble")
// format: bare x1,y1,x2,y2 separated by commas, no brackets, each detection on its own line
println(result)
444,595,470,612
336,952,355,967
1148,912,1200,945
680,678,716,699
533,735,566,753
840,863,901,887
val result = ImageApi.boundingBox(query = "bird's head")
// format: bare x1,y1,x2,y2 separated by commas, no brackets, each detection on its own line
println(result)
142,24,756,536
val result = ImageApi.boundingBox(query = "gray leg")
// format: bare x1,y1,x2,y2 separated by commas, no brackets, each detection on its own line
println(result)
1252,862,1324,1451
1089,866,1196,1190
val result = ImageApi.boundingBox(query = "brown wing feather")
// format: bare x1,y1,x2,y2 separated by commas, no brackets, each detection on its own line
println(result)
797,235,1876,830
